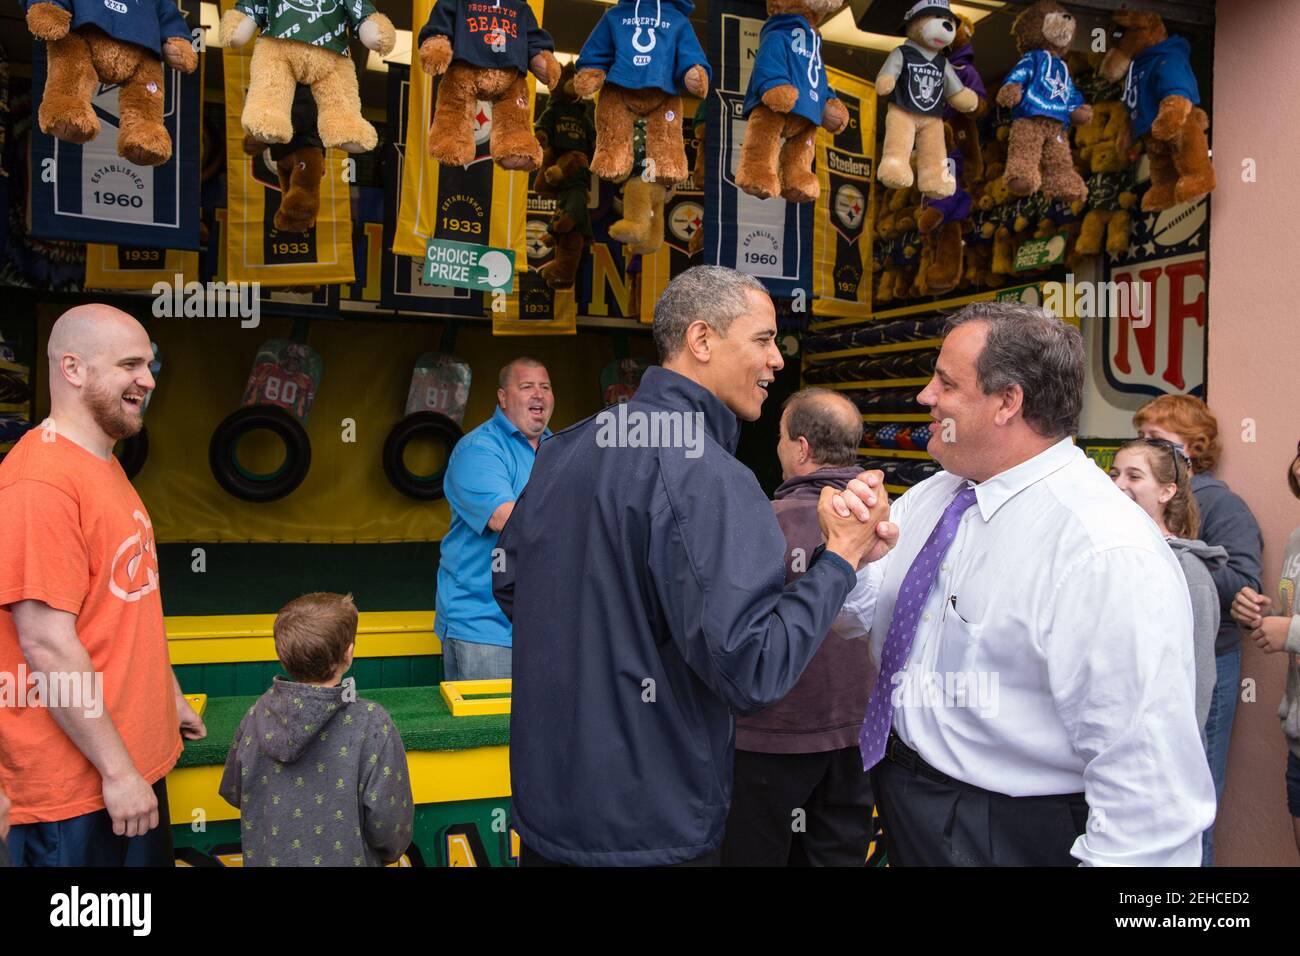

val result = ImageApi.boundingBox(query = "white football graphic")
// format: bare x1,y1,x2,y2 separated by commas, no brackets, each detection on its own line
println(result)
1151,198,1207,247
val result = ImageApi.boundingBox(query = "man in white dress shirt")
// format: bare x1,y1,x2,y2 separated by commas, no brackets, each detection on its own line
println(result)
838,302,1215,866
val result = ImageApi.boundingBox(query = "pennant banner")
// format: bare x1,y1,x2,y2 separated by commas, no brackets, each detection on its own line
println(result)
84,244,200,290
393,0,536,278
221,0,354,287
705,0,812,299
813,67,874,318
28,21,202,251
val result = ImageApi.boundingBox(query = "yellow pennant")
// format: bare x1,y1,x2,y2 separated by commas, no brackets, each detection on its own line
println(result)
84,244,199,289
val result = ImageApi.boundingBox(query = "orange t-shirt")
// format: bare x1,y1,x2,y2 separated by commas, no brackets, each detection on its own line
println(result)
0,429,181,825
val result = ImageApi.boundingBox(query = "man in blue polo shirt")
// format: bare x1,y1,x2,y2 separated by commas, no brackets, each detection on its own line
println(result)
437,357,554,681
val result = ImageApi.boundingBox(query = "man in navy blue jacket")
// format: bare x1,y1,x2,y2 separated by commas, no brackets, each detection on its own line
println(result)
495,266,897,866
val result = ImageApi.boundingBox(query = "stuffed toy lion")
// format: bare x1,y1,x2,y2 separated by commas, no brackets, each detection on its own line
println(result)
221,0,396,154
418,0,561,171
24,0,198,166
1098,10,1215,210
875,0,980,199
735,0,849,203
575,0,710,184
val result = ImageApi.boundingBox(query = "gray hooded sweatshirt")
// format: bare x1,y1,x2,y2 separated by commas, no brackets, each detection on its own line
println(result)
1167,537,1228,740
1275,527,1300,760
219,678,413,867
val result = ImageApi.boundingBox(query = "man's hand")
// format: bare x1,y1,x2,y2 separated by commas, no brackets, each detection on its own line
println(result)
1249,616,1291,654
1231,586,1271,630
101,770,159,838
177,695,207,740
818,470,898,567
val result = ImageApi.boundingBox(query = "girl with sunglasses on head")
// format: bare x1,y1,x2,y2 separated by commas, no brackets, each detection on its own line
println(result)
1111,438,1227,747
1230,441,1300,857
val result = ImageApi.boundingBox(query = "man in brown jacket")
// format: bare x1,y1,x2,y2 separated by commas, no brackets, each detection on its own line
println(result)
722,387,876,865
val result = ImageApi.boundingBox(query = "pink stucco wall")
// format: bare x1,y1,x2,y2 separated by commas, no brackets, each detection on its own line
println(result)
1207,0,1300,867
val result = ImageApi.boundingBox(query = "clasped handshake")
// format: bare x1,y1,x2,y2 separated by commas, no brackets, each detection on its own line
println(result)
817,469,900,570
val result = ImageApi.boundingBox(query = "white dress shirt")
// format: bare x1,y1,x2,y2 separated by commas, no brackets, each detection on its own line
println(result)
836,437,1216,866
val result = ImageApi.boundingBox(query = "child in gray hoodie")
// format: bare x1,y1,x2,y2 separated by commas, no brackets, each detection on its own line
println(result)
219,593,413,867
1111,439,1227,739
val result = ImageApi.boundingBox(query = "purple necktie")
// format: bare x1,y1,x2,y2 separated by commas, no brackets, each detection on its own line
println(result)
859,483,979,771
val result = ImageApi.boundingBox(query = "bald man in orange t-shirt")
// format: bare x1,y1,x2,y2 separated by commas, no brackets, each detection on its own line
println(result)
0,304,205,867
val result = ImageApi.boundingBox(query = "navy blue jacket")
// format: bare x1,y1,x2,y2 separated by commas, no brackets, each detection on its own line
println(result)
494,367,857,865
742,13,832,127
1121,35,1199,139
1191,473,1263,655
419,0,553,75
576,0,710,96
28,0,190,58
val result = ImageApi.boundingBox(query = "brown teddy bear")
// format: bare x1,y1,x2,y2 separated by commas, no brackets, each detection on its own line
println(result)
945,12,987,186
242,85,325,234
735,0,848,203
221,0,396,154
25,0,198,166
534,65,595,289
575,0,710,184
875,0,980,200
1098,10,1215,210
419,0,561,171
997,1,1091,203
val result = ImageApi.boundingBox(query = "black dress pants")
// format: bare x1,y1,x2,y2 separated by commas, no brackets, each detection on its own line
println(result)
871,732,1088,867
721,745,875,866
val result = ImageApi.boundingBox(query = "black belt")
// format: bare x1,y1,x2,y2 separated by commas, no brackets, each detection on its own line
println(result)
883,729,1087,804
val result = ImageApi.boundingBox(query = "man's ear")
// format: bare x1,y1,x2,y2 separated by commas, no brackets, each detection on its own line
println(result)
59,353,85,388
994,384,1024,427
798,435,812,464
497,388,507,409
683,319,713,364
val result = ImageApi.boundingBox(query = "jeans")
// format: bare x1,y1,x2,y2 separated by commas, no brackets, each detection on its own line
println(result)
441,637,512,681
1201,646,1241,866
7,778,173,866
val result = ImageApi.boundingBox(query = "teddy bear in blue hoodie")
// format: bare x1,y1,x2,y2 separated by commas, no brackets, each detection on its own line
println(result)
575,0,710,185
1098,10,1214,211
735,0,850,203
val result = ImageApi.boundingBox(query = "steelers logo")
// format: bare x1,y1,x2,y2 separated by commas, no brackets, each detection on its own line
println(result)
526,220,550,260
669,202,704,244
473,101,494,145
834,184,865,231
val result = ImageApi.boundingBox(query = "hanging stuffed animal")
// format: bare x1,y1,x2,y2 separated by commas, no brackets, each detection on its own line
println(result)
875,0,980,200
944,13,986,186
1098,10,1215,210
418,0,561,171
24,0,197,166
242,85,325,234
575,0,710,184
997,1,1091,203
534,63,595,289
916,124,971,295
734,0,848,203
221,0,396,154
687,101,705,256
607,121,666,253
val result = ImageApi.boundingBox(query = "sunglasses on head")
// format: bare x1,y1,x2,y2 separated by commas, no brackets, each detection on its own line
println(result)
1137,436,1191,479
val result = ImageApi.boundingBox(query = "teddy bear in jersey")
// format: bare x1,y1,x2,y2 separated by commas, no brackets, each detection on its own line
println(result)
875,0,980,199
418,0,561,171
221,0,397,154
575,0,710,185
735,0,850,203
24,0,198,166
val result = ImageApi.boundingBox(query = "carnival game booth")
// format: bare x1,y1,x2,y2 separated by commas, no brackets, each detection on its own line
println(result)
0,0,1220,868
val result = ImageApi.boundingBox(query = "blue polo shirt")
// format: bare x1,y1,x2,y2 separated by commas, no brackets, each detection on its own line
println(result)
436,407,551,648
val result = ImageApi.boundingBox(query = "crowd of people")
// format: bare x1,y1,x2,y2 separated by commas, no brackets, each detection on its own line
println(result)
0,269,1297,867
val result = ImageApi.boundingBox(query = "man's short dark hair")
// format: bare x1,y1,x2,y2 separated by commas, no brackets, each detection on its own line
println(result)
652,266,769,362
945,302,1084,438
783,388,863,467
499,357,546,390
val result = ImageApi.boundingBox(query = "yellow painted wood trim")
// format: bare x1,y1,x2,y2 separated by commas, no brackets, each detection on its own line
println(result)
165,745,512,826
820,378,929,390
440,679,512,716
859,448,933,459
861,414,932,423
166,611,441,665
803,339,942,362
809,283,1044,330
